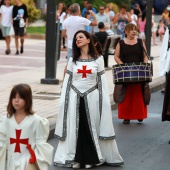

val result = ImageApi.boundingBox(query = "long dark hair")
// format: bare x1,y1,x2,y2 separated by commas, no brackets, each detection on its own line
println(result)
7,84,34,118
72,30,99,63
60,6,67,16
90,34,102,55
0,0,4,6
141,11,146,21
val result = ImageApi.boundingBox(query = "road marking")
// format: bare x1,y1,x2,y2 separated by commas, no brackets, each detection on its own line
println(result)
0,55,45,60
0,65,40,69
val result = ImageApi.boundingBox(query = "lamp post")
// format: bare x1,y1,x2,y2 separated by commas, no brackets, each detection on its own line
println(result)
145,0,153,56
41,0,59,84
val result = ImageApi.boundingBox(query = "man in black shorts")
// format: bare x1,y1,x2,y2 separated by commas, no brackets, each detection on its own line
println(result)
12,0,28,55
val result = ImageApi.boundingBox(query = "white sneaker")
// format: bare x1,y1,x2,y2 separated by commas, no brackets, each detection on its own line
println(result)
72,163,80,169
95,161,104,166
85,164,93,169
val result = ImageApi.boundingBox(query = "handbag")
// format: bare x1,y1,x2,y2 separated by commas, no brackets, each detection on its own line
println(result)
113,84,126,104
142,83,151,105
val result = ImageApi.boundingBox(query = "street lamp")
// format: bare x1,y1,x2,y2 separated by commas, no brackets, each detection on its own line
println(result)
145,0,153,57
41,0,59,84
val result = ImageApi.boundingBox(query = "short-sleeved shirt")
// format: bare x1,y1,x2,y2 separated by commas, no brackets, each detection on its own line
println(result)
82,7,97,17
0,5,13,27
95,31,108,48
94,13,110,33
138,18,146,33
62,16,91,49
12,4,28,28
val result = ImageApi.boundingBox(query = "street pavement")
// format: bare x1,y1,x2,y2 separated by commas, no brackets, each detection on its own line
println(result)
48,90,170,170
0,36,165,133
0,36,168,169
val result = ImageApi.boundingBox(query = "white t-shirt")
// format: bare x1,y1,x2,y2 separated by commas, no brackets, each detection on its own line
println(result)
130,14,138,26
109,10,115,17
59,12,66,24
0,5,13,27
62,16,91,48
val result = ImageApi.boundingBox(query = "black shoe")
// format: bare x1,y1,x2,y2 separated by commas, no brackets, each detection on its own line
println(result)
123,120,130,124
20,46,23,53
5,49,11,55
138,119,143,122
15,51,19,55
161,90,165,94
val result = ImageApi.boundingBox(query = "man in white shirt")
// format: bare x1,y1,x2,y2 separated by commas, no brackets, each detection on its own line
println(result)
62,3,97,61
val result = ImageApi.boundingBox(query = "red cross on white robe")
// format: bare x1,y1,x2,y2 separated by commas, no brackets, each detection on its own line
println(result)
77,65,92,78
10,129,29,153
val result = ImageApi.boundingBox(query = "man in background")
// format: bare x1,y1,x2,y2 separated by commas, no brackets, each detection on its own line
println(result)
82,0,96,17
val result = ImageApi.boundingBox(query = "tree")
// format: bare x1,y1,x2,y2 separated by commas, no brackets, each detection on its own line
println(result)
55,0,131,12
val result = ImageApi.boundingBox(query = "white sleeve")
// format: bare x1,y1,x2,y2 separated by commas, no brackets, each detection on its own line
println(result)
96,56,115,138
62,19,66,29
81,17,91,26
34,117,54,170
0,116,7,170
135,14,138,20
54,57,73,140
67,57,73,71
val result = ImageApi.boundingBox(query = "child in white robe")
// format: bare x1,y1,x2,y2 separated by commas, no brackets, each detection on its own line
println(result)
0,84,53,170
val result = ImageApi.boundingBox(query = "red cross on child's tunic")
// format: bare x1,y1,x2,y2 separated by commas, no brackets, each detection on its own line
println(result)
10,129,29,153
77,65,92,78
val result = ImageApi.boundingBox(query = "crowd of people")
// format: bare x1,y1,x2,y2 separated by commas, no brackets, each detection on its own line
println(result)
55,1,170,61
0,0,170,170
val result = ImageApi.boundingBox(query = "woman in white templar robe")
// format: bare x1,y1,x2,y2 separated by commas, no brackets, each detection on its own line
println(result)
0,114,53,170
54,30,124,168
159,27,170,76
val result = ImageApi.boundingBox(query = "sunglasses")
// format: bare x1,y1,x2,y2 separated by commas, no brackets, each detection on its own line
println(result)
99,8,104,10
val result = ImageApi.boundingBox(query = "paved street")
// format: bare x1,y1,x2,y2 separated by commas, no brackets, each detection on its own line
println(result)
0,35,169,170
0,36,166,135
48,90,170,170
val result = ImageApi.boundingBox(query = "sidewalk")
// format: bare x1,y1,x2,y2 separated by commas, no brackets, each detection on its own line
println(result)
0,37,165,139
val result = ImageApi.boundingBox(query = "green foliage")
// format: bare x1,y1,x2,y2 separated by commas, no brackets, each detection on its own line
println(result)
106,2,119,13
107,0,131,9
26,26,46,34
56,0,131,12
11,0,41,23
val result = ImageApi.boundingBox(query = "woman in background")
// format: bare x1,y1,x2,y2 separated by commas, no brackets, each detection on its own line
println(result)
114,23,148,124
138,11,146,42
0,0,13,54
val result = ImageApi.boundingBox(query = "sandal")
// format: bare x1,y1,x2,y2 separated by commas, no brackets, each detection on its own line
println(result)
123,120,130,124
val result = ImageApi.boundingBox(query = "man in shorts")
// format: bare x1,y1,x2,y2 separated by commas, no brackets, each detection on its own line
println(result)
12,0,28,55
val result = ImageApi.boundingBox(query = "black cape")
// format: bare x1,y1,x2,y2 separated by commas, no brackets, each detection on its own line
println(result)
162,71,170,121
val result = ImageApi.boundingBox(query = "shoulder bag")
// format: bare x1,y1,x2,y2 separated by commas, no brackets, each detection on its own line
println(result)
138,38,152,105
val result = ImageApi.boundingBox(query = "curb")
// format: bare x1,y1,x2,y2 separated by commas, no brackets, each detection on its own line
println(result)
26,33,45,40
48,76,165,140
